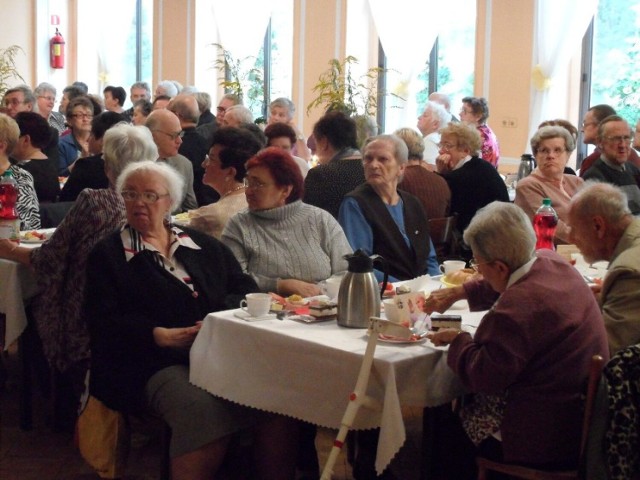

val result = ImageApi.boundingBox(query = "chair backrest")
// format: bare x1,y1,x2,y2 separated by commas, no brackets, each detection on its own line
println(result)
428,216,458,261
580,355,605,463
39,201,74,228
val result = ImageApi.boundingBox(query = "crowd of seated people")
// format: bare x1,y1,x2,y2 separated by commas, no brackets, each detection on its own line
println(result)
3,78,640,480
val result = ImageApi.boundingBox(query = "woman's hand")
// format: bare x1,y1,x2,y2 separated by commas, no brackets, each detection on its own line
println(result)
436,153,454,173
0,239,18,259
427,328,464,346
423,286,466,314
277,279,322,297
153,322,202,349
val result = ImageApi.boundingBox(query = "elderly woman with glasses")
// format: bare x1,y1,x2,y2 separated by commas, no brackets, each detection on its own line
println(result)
222,147,351,297
0,124,157,429
515,125,584,244
436,123,509,252
459,96,500,167
424,202,608,478
85,160,299,478
58,95,94,176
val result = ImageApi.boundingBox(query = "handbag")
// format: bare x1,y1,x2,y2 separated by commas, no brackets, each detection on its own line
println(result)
76,395,131,479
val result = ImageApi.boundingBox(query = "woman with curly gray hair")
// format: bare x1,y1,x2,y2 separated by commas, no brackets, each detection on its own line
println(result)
515,125,583,244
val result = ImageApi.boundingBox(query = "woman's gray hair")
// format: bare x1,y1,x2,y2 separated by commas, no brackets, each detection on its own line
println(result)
225,105,253,124
116,160,184,212
394,127,424,160
530,125,576,155
103,124,158,180
363,134,409,165
34,82,56,97
270,97,295,118
463,202,536,271
439,122,483,153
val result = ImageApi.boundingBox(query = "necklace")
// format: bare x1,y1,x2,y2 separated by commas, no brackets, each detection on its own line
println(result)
221,184,246,199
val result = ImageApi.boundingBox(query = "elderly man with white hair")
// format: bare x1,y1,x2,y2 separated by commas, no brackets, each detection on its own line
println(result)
425,201,608,478
417,100,452,165
567,181,640,355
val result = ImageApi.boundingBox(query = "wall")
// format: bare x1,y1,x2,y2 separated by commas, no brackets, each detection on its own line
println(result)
478,0,536,171
0,0,36,88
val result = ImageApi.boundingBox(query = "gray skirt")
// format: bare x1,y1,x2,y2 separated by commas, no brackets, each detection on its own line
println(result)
145,364,259,457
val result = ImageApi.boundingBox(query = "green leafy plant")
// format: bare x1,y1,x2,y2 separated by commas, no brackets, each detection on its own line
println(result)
212,43,264,114
306,56,401,117
0,45,25,98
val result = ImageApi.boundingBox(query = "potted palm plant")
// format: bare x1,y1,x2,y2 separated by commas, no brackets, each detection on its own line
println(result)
0,45,25,99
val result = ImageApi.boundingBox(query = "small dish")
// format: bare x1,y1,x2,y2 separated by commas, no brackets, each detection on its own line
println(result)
20,230,49,244
233,310,276,322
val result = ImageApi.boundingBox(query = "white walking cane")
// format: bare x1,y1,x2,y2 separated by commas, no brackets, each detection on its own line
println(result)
320,317,412,480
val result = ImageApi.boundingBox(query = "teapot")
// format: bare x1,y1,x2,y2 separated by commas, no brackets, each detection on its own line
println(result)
517,153,536,181
337,250,389,328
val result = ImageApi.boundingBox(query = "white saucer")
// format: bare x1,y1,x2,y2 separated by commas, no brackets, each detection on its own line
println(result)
233,310,276,322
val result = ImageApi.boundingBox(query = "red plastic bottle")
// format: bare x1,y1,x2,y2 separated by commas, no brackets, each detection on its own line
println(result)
0,170,20,241
533,198,558,251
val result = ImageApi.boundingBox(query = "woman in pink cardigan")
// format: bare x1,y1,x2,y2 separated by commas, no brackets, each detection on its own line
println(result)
515,125,583,244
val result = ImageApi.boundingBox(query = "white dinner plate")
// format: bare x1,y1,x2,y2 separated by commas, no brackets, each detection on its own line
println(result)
19,230,51,244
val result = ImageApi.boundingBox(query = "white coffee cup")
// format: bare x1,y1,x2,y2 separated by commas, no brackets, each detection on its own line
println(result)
240,293,271,317
439,260,467,275
321,275,343,300
383,299,400,323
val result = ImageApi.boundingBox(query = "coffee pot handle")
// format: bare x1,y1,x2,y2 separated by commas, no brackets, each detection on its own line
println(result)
371,255,389,299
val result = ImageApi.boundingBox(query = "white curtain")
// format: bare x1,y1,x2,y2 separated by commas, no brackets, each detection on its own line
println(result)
527,0,599,149
367,0,452,129
210,0,279,61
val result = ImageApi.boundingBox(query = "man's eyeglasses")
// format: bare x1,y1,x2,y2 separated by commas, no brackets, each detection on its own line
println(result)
154,129,185,141
38,95,55,102
3,99,25,107
69,113,93,120
581,121,598,128
243,178,272,190
437,142,457,151
469,258,493,272
603,135,632,144
537,147,566,156
121,190,170,204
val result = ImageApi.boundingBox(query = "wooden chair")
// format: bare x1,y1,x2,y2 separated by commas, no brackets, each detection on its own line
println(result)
476,354,605,480
428,216,458,262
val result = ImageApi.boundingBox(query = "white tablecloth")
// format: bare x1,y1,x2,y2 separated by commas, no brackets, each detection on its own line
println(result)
190,301,485,473
0,258,38,349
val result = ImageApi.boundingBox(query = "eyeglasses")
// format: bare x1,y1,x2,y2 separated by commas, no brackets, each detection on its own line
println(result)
603,135,632,144
3,99,25,107
69,113,93,119
216,106,227,113
38,95,55,102
469,258,493,272
537,147,567,156
459,108,473,115
437,142,457,151
153,129,185,140
121,190,170,203
243,177,272,190
581,121,598,128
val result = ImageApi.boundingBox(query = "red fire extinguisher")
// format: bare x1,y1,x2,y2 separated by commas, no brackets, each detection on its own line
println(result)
50,28,65,69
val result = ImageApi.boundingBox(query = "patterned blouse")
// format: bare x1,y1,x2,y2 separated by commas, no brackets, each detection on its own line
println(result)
477,124,500,168
29,188,126,373
5,164,40,230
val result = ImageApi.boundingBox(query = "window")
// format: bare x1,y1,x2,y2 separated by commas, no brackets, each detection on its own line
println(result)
76,0,153,107
578,0,640,161
194,0,293,121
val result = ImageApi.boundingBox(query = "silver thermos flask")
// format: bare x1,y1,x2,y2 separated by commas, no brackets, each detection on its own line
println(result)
337,250,388,328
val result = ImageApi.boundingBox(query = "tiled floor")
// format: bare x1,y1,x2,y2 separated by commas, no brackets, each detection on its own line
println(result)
0,345,424,480
0,345,353,480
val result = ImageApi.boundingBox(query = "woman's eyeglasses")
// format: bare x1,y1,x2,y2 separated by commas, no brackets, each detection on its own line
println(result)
121,190,170,204
243,178,272,190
